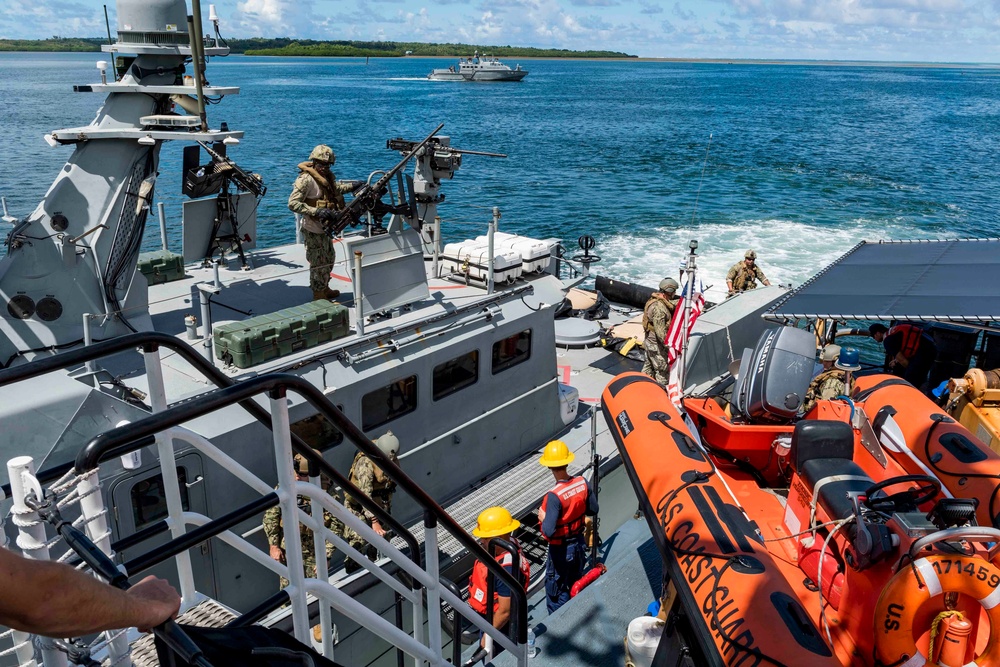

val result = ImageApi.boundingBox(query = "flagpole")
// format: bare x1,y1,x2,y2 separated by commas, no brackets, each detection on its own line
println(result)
679,240,698,397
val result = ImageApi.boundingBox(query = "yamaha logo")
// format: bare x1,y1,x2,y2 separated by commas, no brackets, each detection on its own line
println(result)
755,332,774,374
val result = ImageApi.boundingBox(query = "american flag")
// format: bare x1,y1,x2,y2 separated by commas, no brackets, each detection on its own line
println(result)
665,278,706,367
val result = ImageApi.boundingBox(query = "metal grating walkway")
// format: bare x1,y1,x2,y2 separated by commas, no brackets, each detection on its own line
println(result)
131,598,237,667
394,406,614,562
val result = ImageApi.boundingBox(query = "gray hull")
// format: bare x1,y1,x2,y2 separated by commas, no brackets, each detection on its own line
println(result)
427,69,465,81
465,70,528,82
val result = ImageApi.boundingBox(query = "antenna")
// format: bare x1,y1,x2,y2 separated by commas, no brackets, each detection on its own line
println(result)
690,133,713,226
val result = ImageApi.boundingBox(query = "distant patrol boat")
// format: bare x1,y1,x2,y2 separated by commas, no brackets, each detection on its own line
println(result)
427,51,529,82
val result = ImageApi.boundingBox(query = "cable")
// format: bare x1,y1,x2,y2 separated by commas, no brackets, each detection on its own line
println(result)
762,519,845,543
650,462,792,667
817,517,853,652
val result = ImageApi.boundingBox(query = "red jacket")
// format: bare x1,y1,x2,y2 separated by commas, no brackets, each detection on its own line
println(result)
539,476,589,543
468,539,530,615
888,324,923,359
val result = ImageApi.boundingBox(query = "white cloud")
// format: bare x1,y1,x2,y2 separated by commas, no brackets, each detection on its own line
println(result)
0,0,106,38
1,0,998,60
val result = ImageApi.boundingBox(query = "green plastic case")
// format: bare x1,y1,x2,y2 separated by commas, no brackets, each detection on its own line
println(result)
213,300,350,368
137,250,186,285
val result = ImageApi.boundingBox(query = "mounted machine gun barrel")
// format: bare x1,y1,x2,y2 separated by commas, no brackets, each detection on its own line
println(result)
327,123,444,237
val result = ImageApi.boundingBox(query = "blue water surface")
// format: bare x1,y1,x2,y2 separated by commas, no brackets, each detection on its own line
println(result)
0,53,997,290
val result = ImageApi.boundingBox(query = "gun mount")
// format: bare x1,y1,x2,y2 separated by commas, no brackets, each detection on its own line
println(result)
183,142,267,267
329,126,505,238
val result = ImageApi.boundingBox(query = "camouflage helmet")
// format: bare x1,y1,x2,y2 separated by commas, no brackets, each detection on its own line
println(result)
745,249,757,260
658,277,679,294
309,145,335,165
292,454,310,476
820,344,841,362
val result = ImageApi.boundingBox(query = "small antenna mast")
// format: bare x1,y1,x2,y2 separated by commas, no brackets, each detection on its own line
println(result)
103,5,118,81
690,133,713,225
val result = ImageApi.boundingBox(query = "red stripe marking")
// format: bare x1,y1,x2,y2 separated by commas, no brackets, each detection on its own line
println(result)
557,364,571,385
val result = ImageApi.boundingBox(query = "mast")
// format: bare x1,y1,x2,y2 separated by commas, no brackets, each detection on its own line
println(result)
0,0,241,367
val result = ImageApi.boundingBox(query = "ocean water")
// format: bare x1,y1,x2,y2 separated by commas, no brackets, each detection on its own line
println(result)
1,53,998,300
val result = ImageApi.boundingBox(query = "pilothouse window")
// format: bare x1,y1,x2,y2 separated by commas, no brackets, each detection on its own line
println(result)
131,468,190,529
433,350,479,400
290,412,344,451
492,330,532,374
362,375,418,430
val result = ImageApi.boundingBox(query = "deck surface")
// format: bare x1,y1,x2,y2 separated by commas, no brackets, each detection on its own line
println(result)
485,517,662,667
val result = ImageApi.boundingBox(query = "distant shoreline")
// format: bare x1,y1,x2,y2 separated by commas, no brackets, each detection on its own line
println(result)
0,44,996,68
413,55,1000,67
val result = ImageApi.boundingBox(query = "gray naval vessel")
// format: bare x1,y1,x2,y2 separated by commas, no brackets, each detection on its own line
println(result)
0,2,783,665
427,53,529,82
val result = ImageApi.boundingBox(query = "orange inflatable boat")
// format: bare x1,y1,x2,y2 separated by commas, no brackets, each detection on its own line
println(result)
603,371,1000,667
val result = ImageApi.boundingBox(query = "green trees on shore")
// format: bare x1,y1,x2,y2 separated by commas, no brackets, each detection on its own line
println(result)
0,37,107,52
0,37,633,59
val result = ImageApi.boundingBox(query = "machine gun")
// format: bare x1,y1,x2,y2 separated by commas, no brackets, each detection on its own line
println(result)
181,142,267,268
326,123,444,237
196,141,267,197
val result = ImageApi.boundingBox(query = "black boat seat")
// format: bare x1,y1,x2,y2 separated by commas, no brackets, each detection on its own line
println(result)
790,420,872,522
799,458,874,522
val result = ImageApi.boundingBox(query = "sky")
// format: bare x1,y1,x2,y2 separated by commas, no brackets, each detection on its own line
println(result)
2,0,999,62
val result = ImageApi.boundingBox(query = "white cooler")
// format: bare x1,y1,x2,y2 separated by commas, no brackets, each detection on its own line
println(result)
442,240,523,284
475,232,555,274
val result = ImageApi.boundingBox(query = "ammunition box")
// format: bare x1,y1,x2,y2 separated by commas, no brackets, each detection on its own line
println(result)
213,300,350,368
137,250,186,285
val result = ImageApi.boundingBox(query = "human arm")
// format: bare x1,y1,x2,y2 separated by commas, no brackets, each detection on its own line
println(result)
479,564,514,647
354,458,383,530
882,334,908,370
539,492,561,540
725,264,737,294
263,505,284,562
335,179,365,195
288,174,319,217
755,266,771,286
651,302,671,344
0,547,179,636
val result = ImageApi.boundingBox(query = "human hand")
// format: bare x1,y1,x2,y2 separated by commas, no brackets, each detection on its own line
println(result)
316,208,335,223
128,576,181,632
269,545,283,562
372,521,386,537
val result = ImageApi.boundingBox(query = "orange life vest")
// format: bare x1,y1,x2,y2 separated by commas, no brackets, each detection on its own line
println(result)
539,476,589,544
888,323,924,358
468,540,530,615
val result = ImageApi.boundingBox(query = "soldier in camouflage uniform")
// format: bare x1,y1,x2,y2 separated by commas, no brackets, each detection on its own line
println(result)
726,249,771,296
640,278,680,385
343,433,399,571
263,454,343,589
287,145,359,301
801,346,859,415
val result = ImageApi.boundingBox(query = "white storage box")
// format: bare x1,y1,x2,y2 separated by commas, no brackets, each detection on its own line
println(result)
442,240,523,284
475,232,555,274
557,383,580,426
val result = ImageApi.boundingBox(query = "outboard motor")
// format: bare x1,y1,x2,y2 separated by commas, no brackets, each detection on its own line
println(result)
732,326,816,423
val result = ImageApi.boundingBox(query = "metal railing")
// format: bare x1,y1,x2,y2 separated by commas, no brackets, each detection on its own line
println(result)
0,331,528,666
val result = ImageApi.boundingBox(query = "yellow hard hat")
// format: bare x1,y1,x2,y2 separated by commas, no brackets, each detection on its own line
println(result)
539,440,574,468
472,506,520,538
